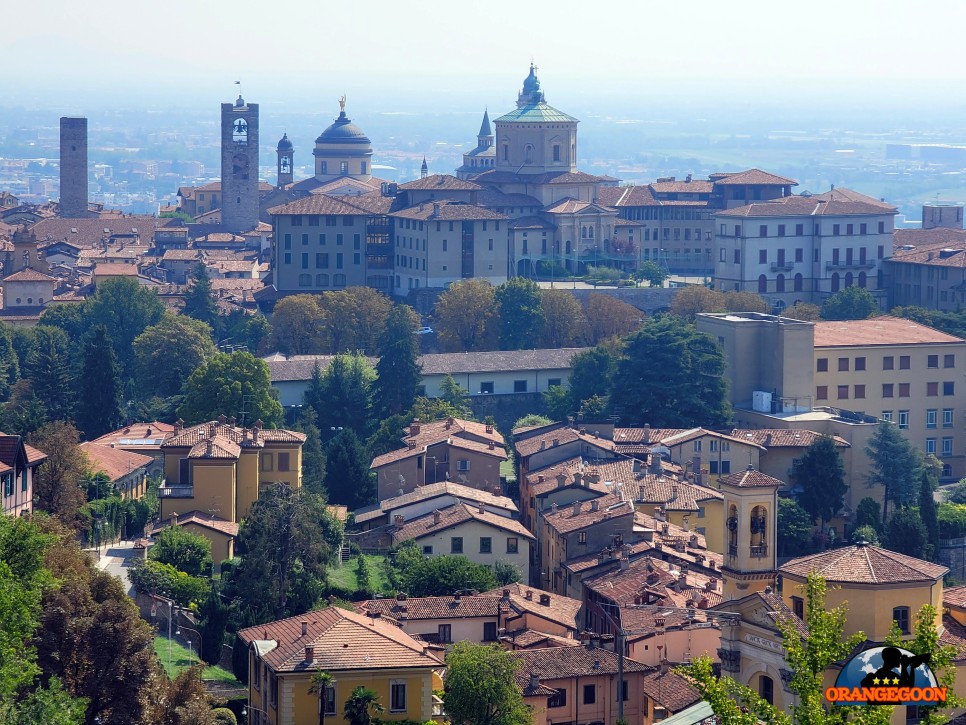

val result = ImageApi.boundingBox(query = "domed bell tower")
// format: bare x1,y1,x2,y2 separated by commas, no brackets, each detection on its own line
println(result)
718,465,781,601
277,133,294,189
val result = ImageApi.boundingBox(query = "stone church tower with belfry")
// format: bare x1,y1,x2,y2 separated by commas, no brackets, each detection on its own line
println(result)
220,94,259,233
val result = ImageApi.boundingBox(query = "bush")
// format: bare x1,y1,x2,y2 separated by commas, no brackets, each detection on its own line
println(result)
129,558,210,607
947,480,966,505
356,556,372,591
212,708,237,725
939,503,966,539
150,526,213,577
852,525,880,545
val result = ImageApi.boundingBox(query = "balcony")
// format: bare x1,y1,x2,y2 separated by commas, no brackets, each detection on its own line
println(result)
770,262,794,272
158,485,193,498
825,260,876,271
750,544,768,558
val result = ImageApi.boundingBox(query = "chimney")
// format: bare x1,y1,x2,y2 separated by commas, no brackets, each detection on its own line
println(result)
228,416,236,427
764,433,772,447
620,557,629,570
538,474,544,483
551,438,559,447
653,506,664,522
175,418,184,433
556,473,566,489
255,419,263,430
671,485,678,502
394,514,405,525
396,592,408,601
502,589,511,601
454,592,461,601
550,502,558,513
573,500,583,515
433,510,442,525
445,417,454,429
408,439,417,449
678,570,688,590
218,414,227,425
633,459,642,473
574,472,583,487
305,645,314,662
478,501,486,514
252,425,259,443
590,499,599,512
540,440,546,450
146,427,153,435
485,423,493,434
410,419,421,435
432,202,441,218
539,593,550,606
301,621,308,636
682,514,690,532
525,589,533,601
649,453,663,475
529,673,540,690
488,441,495,450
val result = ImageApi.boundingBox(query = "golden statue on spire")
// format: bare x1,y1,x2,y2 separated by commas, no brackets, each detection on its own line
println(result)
339,95,346,113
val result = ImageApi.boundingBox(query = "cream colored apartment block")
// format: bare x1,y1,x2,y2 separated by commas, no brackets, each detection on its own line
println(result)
813,317,966,481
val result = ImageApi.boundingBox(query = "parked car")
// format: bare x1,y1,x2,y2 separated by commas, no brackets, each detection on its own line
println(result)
416,326,434,335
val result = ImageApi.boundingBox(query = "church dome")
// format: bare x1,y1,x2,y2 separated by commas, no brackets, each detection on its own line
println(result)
277,133,293,152
316,111,371,145
522,63,541,94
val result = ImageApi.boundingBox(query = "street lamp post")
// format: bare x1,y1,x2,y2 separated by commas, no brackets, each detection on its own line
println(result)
177,623,203,664
168,599,174,675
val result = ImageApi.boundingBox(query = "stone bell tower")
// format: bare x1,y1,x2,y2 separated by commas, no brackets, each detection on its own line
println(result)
221,94,259,233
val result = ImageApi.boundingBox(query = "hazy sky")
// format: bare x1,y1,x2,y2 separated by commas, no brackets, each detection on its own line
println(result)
6,0,966,113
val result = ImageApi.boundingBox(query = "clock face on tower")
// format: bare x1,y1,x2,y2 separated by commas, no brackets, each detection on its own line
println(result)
232,118,248,144
280,157,291,173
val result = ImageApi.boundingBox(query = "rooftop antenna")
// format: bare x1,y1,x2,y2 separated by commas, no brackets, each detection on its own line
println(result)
238,394,252,428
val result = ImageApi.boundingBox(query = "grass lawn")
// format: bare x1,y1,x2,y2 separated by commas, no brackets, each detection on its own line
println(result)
153,635,242,686
500,458,516,481
328,554,390,592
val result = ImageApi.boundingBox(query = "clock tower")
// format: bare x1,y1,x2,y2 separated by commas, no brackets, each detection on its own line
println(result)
718,465,781,601
221,95,259,233
276,133,294,189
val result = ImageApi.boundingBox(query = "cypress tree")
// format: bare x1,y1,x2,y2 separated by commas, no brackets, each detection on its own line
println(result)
76,325,122,438
373,305,422,418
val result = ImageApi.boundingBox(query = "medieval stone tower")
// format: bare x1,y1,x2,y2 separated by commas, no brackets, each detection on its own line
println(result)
59,117,89,218
221,95,259,233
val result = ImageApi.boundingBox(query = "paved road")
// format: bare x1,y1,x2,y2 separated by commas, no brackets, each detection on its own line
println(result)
92,539,143,597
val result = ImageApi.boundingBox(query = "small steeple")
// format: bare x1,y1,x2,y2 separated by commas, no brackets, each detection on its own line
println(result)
478,108,492,139
420,156,428,179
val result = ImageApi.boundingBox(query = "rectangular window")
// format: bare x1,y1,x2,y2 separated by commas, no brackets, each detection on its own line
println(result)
438,624,452,643
837,385,849,400
260,453,274,472
583,684,596,705
944,409,954,428
855,357,866,371
759,249,767,264
833,223,841,235
734,249,740,264
506,537,519,554
882,411,893,422
693,440,703,452
778,224,786,237
2,475,11,497
882,383,893,398
795,247,803,262
899,410,910,429
929,354,939,368
847,223,854,235
854,385,865,399
899,383,910,397
928,382,939,396
927,409,938,428
792,596,804,619
816,386,828,401
883,356,894,370
944,437,954,456
450,537,463,554
480,537,492,554
945,381,956,395
284,234,292,249
927,438,937,454
301,253,309,269
817,358,828,372
390,682,407,712
336,253,344,269
480,382,494,394
860,223,867,235
277,452,290,471
900,355,911,370
301,233,309,245
422,545,433,555
513,380,528,393
548,689,567,708
324,686,336,715
721,461,731,473
945,354,956,369
578,531,587,544
759,225,768,238
838,357,849,372
483,622,498,642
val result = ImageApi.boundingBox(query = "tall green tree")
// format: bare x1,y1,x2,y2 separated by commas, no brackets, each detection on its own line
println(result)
539,289,585,348
854,497,883,533
271,294,324,355
37,304,86,345
198,584,230,667
27,422,88,530
177,351,283,426
433,279,497,352
296,410,327,497
439,374,472,417
866,421,922,520
314,353,375,440
820,286,879,321
444,643,530,725
610,316,730,427
0,321,20,401
373,305,422,418
133,315,217,399
495,277,544,350
317,287,393,354
1,379,48,437
229,484,343,620
182,263,220,332
25,326,73,423
343,687,383,725
885,506,930,559
568,345,615,411
324,429,375,508
75,326,123,439
777,498,814,557
83,277,165,380
791,435,848,534
308,670,335,725
149,526,213,577
919,459,941,561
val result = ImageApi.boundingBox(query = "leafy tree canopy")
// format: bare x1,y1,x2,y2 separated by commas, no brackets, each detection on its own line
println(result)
178,351,283,427
820,286,879,321
444,643,530,725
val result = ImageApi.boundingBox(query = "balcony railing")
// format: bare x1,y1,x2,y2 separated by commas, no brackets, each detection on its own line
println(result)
825,260,876,271
750,544,768,558
158,486,194,498
770,262,794,272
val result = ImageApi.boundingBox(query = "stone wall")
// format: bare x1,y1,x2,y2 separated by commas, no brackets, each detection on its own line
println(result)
940,537,966,583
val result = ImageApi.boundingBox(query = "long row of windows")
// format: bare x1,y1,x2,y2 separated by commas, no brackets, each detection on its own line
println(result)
818,383,956,400
818,354,955,371
429,536,519,555
721,221,888,237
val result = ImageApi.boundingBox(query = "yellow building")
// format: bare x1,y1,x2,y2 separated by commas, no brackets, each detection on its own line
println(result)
239,607,444,725
158,418,305,558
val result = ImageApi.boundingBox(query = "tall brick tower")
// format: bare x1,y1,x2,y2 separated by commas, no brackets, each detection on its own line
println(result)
221,95,259,233
59,117,89,218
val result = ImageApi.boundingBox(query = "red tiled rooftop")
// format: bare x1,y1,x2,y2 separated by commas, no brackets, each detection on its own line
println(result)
814,316,965,347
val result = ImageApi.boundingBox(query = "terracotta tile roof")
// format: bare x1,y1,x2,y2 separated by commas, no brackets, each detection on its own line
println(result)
890,236,966,268
945,585,966,609
404,417,504,447
397,175,482,191
598,185,659,208
3,268,57,282
780,543,948,584
358,594,499,620
238,606,443,673
268,194,370,217
93,262,139,276
163,421,305,449
543,198,594,214
370,435,506,469
649,180,715,195
730,429,850,449
640,669,701,712
712,169,797,186
619,607,714,641
0,434,45,468
419,348,585,376
30,216,175,249
814,315,965,347
614,427,688,445
354,482,517,523
24,443,46,464
152,511,239,537
717,467,783,488
939,613,966,662
511,646,652,684
630,473,723,512
485,582,581,631
543,493,633,535
515,427,619,458
187,434,241,459
504,629,580,650
476,189,542,208
389,502,534,543
717,194,895,218
390,200,507,222
79,442,153,481
660,427,765,451
813,187,895,208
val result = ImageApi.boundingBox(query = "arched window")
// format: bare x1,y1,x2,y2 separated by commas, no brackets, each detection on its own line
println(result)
776,274,785,292
502,145,508,161
727,504,738,555
565,240,571,254
845,272,854,287
831,272,840,292
758,275,767,293
750,504,767,556
589,227,595,239
581,227,587,239
759,675,774,705
858,271,867,288
794,273,803,292
524,144,534,164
